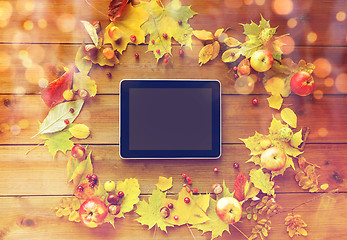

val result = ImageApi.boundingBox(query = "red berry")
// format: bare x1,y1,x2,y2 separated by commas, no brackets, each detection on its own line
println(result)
186,176,191,182
233,66,237,71
165,53,170,59
252,98,258,105
178,20,182,25
183,184,187,187
86,174,91,179
134,53,139,59
151,39,155,44
69,108,75,113
182,173,187,178
130,35,136,42
168,203,174,209
162,33,168,38
64,119,69,125
89,183,94,188
184,197,190,203
77,186,84,192
156,49,160,54
193,188,198,194
179,49,184,56
91,174,97,181
214,167,219,173
164,59,168,64
233,162,240,169
187,180,192,185
174,216,179,220
234,74,239,79
118,191,124,198
187,189,191,193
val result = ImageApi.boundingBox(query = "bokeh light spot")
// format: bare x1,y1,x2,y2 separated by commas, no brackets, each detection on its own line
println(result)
14,87,25,94
255,0,265,6
279,36,295,54
244,0,253,5
0,51,11,72
56,13,76,32
25,64,44,84
27,45,45,63
234,76,255,94
18,119,29,129
23,20,34,31
11,125,21,135
224,0,242,8
16,0,34,15
272,0,293,15
313,90,324,100
0,1,13,20
318,128,328,137
38,19,47,29
324,77,334,87
313,58,332,78
307,32,317,43
336,11,346,22
38,78,48,88
335,73,347,93
287,18,297,28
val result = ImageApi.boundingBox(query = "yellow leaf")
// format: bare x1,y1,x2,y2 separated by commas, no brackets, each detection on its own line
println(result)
224,37,241,47
249,169,275,196
281,108,297,128
320,183,329,190
155,176,173,192
298,228,308,236
198,43,214,65
193,30,214,41
56,208,64,217
267,95,283,110
221,48,240,63
214,28,224,39
61,207,72,216
68,211,80,222
69,124,90,139
290,129,303,148
211,41,220,60
195,194,210,212
71,198,81,211
73,72,97,97
264,77,285,96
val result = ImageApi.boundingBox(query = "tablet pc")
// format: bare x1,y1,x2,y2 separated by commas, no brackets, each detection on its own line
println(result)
120,79,221,159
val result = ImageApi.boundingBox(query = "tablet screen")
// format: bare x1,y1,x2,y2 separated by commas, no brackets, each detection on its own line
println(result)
120,80,221,159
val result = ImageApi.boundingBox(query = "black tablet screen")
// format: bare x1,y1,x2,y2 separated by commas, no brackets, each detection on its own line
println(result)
129,88,212,150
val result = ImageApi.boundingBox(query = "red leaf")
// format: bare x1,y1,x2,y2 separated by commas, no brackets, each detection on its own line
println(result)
41,66,76,108
108,0,130,22
234,171,248,202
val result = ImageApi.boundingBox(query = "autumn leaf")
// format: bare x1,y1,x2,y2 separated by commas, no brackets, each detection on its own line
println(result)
84,48,119,67
267,95,283,110
69,151,93,187
249,169,275,196
269,116,286,134
198,43,214,65
115,178,141,218
233,171,250,202
140,0,197,61
108,0,130,22
73,72,97,97
224,37,241,47
135,188,174,232
281,108,297,128
193,30,214,41
270,156,295,179
81,21,99,47
104,3,148,54
221,48,240,63
74,182,96,199
41,67,76,108
290,129,303,148
156,176,173,192
240,131,264,156
285,213,308,238
67,156,79,181
218,180,233,199
68,124,90,139
40,127,74,159
191,197,230,240
75,45,92,75
162,187,209,226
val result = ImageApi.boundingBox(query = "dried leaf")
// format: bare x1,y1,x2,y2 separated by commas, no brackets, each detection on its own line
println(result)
198,43,214,65
290,129,303,148
81,21,99,46
68,210,80,222
267,95,283,110
211,41,220,60
68,124,90,139
156,176,173,192
320,183,329,191
108,0,130,22
249,169,275,196
193,30,214,41
221,48,240,63
73,73,97,97
281,108,297,128
224,37,241,47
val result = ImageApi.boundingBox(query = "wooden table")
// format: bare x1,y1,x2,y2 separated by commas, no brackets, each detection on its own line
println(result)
0,0,346,239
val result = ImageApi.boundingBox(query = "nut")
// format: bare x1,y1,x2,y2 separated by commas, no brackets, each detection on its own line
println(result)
83,44,98,59
160,207,170,218
77,89,89,100
211,183,223,195
108,204,121,215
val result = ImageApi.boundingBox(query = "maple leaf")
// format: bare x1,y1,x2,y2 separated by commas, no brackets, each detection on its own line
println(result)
240,131,264,156
41,66,76,108
140,0,197,61
108,0,130,22
191,197,230,240
135,188,174,232
156,176,173,192
104,3,149,54
73,72,97,97
40,127,74,159
162,187,209,226
115,178,141,218
218,180,233,199
249,169,275,196
84,48,119,67
68,151,93,187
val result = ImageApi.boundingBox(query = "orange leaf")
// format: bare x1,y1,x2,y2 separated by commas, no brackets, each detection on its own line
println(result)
74,182,96,199
234,171,249,201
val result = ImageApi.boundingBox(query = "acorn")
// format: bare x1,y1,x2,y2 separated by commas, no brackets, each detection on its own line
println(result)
108,204,121,215
160,207,170,218
83,44,98,59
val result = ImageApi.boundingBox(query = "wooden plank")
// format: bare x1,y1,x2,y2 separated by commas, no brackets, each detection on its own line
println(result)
0,0,345,46
0,44,346,94
0,144,345,195
0,193,346,239
0,94,346,145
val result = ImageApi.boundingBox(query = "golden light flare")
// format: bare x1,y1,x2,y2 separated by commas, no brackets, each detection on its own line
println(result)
307,32,317,43
224,0,242,8
313,58,332,78
313,90,324,100
14,86,25,94
335,73,347,93
56,13,76,32
336,11,346,22
0,19,9,28
287,18,297,28
244,0,253,5
234,76,255,94
10,125,21,135
23,20,34,31
279,36,295,55
324,77,334,87
255,0,265,6
16,0,35,15
272,0,293,15
18,119,29,129
25,64,44,84
0,1,13,20
0,51,11,72
27,45,45,63
38,78,48,88
38,19,47,29
318,128,328,137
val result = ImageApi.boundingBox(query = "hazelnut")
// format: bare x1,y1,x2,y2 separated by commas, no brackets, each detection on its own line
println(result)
108,204,121,215
211,183,223,195
77,89,89,100
83,44,98,59
160,207,170,218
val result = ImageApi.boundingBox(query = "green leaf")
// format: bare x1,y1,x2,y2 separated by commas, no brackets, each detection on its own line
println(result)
69,151,93,186
218,180,233,199
156,176,173,192
290,129,303,148
281,108,297,128
75,45,92,75
73,72,97,97
34,100,84,136
249,169,275,196
240,131,264,155
191,197,230,240
81,21,99,46
41,127,74,159
116,178,141,217
135,188,174,232
67,156,79,181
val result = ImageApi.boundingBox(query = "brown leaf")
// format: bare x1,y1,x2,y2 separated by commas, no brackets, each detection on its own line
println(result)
108,0,130,22
295,171,305,182
298,156,307,169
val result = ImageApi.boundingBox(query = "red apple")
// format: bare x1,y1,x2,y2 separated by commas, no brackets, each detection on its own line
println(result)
215,197,242,224
71,144,85,159
260,147,287,171
290,71,315,96
79,198,108,228
250,49,274,72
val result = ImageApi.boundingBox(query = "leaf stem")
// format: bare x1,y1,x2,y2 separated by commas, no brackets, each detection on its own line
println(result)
186,224,196,240
25,141,45,155
231,223,250,240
